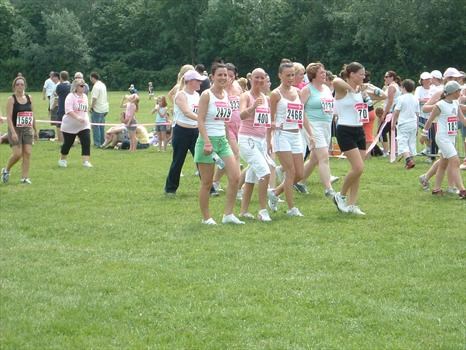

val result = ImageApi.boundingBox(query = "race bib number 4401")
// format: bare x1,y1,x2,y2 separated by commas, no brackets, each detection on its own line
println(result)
16,111,33,127
214,101,232,122
286,103,304,124
253,107,271,128
354,102,369,123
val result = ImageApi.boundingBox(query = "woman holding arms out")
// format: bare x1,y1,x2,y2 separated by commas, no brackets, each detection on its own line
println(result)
2,76,37,184
164,70,206,196
332,62,381,215
238,68,273,221
58,78,92,168
195,63,244,225
267,62,314,217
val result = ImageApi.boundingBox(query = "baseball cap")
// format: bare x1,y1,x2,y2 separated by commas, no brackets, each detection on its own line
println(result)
443,81,461,95
183,70,207,82
430,70,442,80
420,72,432,80
443,67,463,79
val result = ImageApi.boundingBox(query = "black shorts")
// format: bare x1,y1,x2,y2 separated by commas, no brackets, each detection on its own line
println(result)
336,125,366,152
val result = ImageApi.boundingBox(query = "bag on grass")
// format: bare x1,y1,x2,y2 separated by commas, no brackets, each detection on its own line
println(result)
38,129,55,140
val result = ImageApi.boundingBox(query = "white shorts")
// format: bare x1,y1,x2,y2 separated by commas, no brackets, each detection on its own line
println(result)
273,130,303,154
436,134,457,159
396,122,417,155
239,135,271,183
310,120,331,149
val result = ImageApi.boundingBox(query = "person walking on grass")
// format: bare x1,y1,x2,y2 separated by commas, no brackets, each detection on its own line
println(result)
195,63,244,225
89,72,109,148
420,81,466,199
121,93,139,152
58,78,92,168
2,76,37,185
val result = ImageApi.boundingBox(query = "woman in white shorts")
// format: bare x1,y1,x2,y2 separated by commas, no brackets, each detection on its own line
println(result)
300,62,336,198
421,81,466,199
238,68,273,221
268,62,313,217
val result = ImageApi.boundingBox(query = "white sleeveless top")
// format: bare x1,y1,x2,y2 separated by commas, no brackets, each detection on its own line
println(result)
436,99,459,139
335,91,364,126
174,90,199,127
204,89,232,137
275,89,303,130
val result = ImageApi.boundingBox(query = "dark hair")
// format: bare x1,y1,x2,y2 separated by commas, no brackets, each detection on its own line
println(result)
12,76,27,91
195,64,205,73
401,79,415,93
211,62,227,75
279,62,294,73
326,71,335,81
90,72,100,80
385,70,401,86
363,70,371,83
60,70,69,81
225,63,238,77
51,72,60,79
340,62,364,80
306,62,324,82
280,58,292,64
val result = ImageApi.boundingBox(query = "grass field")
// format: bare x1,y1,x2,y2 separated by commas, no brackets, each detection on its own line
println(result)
1,92,465,349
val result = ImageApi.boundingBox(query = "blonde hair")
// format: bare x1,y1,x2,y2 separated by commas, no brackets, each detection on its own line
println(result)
70,78,85,93
177,64,195,91
237,77,248,92
293,62,305,74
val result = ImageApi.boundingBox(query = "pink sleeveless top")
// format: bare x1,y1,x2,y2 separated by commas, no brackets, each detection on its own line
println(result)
238,92,268,138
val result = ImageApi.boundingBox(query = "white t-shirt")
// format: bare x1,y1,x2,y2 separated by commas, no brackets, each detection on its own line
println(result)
43,78,56,97
436,99,459,139
394,93,420,126
91,80,109,113
204,90,231,137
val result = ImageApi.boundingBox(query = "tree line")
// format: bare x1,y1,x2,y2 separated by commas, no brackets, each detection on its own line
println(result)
1,0,464,91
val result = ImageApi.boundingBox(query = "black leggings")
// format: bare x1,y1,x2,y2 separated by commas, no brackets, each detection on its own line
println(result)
61,129,91,156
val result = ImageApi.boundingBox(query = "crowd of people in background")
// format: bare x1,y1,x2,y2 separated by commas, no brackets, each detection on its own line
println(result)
1,61,465,224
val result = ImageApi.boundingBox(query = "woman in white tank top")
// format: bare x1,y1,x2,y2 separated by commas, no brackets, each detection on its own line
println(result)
381,70,402,155
195,63,244,225
268,62,314,217
332,62,382,215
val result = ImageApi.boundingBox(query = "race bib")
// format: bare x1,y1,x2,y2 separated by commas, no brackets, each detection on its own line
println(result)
321,98,334,114
75,99,88,112
286,103,304,125
354,102,369,123
253,107,271,128
229,96,240,111
16,111,33,127
214,101,232,122
192,104,198,114
447,116,458,136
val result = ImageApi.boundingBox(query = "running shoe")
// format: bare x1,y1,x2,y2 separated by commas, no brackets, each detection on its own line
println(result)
164,191,176,198
1,168,9,183
221,214,245,225
431,189,444,196
239,212,255,219
333,192,349,213
446,187,459,195
330,175,340,184
20,178,32,184
418,174,429,191
83,161,93,168
257,209,272,222
459,190,466,199
212,181,224,193
324,188,336,198
405,159,415,169
347,205,366,216
286,207,304,217
460,161,466,170
267,189,279,212
201,218,217,225
293,183,309,194
58,159,67,168
210,186,220,197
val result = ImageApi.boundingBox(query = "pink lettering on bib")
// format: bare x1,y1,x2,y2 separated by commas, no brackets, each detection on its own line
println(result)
214,101,232,122
286,103,304,125
354,102,369,123
16,111,33,127
253,107,271,128
447,116,458,136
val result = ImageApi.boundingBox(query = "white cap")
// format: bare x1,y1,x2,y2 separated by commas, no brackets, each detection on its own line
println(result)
430,70,443,80
183,70,207,82
443,67,463,79
420,72,432,80
443,81,461,95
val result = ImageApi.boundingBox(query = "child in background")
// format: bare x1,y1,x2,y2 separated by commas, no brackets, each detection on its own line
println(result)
152,96,169,152
391,79,420,169
148,82,154,100
121,93,139,152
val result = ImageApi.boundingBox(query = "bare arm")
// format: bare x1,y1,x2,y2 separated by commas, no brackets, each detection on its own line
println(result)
197,91,212,154
175,92,198,121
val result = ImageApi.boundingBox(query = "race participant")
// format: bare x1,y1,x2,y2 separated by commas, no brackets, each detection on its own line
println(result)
380,70,402,156
195,63,244,225
414,72,435,154
2,76,37,184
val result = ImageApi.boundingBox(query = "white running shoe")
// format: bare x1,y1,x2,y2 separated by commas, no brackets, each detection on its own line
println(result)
83,161,93,168
239,212,255,219
257,209,272,222
1,168,9,183
446,187,459,195
330,175,340,184
286,207,304,217
20,178,32,184
201,217,217,225
222,214,245,224
333,192,348,213
267,189,279,212
418,174,429,191
58,159,67,168
347,205,366,216
324,188,336,198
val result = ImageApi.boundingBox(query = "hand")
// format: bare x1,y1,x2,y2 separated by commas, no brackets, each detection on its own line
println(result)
420,135,427,145
254,97,264,108
203,143,213,155
11,132,18,143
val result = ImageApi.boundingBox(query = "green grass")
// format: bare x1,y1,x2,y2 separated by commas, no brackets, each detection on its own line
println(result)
0,92,465,349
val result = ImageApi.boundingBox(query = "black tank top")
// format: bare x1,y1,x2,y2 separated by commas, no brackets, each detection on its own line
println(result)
12,94,32,127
